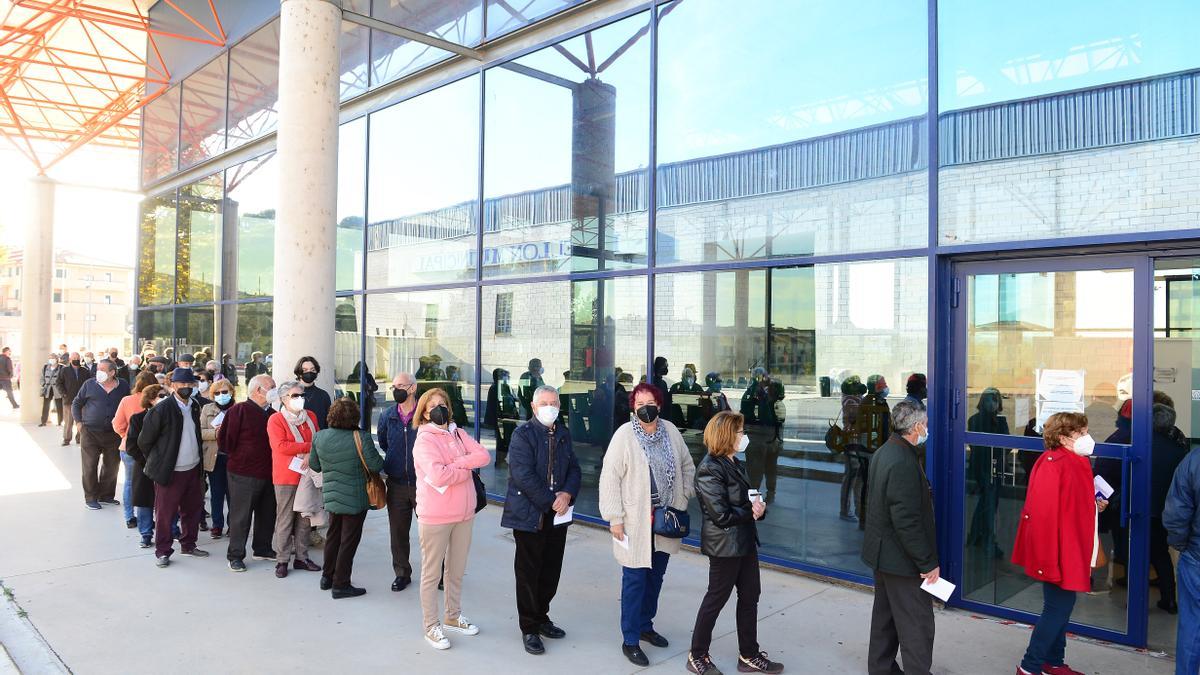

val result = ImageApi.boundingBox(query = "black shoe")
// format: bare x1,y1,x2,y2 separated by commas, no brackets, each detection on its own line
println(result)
99,498,120,506
538,622,566,639
84,501,101,510
332,585,366,599
37,422,46,427
319,576,333,591
61,440,70,446
139,537,152,549
640,630,669,648
180,548,209,558
125,518,137,529
228,559,247,573
199,519,209,532
523,633,545,655
622,644,650,667
687,652,724,675
1159,598,1179,614
392,576,411,592
737,651,784,674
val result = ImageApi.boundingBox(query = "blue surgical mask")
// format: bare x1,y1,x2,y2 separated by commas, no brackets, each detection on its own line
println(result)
917,425,928,445
215,393,232,406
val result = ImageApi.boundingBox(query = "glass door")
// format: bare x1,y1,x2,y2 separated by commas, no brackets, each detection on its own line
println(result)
949,256,1149,647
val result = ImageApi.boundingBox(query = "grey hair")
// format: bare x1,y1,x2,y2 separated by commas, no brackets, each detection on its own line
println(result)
97,359,116,373
532,384,559,403
205,360,219,371
248,374,274,394
277,379,302,396
1153,403,1177,433
891,399,928,435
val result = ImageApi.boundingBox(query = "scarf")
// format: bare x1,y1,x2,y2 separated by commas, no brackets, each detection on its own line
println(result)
281,406,315,442
631,417,675,508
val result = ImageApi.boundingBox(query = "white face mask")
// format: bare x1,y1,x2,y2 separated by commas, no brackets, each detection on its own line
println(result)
47,359,56,366
917,424,929,445
736,433,749,454
95,371,109,384
197,381,210,394
265,388,279,404
535,405,559,426
1071,433,1096,456
285,396,305,413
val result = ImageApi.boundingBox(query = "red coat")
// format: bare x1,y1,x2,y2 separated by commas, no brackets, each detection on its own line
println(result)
1011,447,1097,592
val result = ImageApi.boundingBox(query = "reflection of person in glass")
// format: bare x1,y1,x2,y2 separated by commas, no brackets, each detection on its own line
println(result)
852,375,892,529
444,365,468,428
668,366,704,429
967,387,1008,558
739,367,784,504
518,358,545,420
485,368,519,467
840,376,867,522
651,357,673,417
700,372,731,425
612,371,633,432
347,361,378,424
1149,402,1188,614
1099,400,1130,579
589,373,616,449
1012,413,1108,675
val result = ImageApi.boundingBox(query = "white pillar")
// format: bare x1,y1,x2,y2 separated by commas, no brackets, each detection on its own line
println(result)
20,176,54,424
273,0,341,394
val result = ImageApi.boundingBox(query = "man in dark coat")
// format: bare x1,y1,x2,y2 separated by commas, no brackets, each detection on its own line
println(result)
1150,403,1188,613
138,369,209,567
295,356,332,430
0,346,18,409
56,352,92,445
861,399,938,675
739,367,785,502
501,385,581,655
379,372,419,592
71,359,128,509
1164,425,1200,674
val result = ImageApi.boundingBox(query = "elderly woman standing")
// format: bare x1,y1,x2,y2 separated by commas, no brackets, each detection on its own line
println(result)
600,382,696,667
266,380,323,578
113,370,159,529
39,353,63,427
125,384,168,548
200,379,237,539
1012,412,1108,675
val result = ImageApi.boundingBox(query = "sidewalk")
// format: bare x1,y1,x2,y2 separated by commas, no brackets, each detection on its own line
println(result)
0,403,1174,675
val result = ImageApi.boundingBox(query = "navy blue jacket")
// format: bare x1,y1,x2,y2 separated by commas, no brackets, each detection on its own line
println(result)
1164,448,1200,561
71,378,130,430
302,385,332,430
501,419,582,533
377,403,418,485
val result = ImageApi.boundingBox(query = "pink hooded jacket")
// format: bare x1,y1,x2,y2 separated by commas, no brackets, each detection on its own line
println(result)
413,423,491,525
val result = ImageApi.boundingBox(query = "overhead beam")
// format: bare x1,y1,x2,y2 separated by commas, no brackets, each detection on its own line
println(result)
341,10,484,61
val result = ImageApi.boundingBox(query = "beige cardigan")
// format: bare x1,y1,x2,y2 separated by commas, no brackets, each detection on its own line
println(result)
199,402,224,472
599,420,696,569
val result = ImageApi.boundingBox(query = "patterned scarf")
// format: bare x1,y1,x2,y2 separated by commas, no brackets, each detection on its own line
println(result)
631,417,675,508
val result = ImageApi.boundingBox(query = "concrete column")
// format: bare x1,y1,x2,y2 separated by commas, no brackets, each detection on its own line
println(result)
20,177,54,424
273,0,341,394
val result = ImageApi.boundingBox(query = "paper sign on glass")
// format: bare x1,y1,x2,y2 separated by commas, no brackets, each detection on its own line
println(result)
920,577,955,602
554,506,574,526
1037,369,1086,403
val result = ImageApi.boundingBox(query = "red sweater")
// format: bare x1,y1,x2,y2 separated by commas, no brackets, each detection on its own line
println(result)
217,400,274,481
1011,447,1097,592
267,410,318,486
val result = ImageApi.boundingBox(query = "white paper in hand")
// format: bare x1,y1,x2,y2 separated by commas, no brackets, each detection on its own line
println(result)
613,534,630,550
1094,475,1115,500
211,411,225,428
423,475,448,495
288,456,305,474
921,577,955,602
554,505,574,525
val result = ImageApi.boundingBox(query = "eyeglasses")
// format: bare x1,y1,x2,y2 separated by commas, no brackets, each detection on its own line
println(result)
395,383,415,389
286,393,304,399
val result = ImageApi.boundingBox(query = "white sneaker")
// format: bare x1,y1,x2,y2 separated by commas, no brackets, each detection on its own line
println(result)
425,624,450,650
443,615,480,636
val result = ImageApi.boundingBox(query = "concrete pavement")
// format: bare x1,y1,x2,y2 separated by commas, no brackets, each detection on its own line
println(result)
0,401,1175,675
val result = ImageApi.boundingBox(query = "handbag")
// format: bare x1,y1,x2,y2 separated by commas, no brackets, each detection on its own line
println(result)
649,469,690,538
353,430,387,510
825,410,846,455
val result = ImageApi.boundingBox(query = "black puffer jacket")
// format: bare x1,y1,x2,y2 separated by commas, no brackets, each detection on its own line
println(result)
694,454,760,558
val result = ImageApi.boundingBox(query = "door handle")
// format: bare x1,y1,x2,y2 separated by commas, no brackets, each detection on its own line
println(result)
1120,452,1136,527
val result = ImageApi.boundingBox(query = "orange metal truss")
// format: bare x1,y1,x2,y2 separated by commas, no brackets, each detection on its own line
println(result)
0,0,226,174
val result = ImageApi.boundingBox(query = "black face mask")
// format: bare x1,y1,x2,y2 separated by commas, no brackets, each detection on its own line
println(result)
175,387,193,400
300,371,318,384
428,404,450,426
71,359,80,367
635,404,659,423
393,388,409,404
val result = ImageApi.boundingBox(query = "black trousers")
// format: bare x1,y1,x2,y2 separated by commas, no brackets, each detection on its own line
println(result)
225,472,276,561
324,511,368,589
513,518,569,634
869,570,934,675
386,480,416,578
0,380,16,407
690,552,761,657
1151,517,1177,603
41,397,62,424
80,426,120,503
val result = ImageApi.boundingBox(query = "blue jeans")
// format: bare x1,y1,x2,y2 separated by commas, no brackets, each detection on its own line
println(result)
620,550,670,645
1178,552,1200,675
1021,582,1077,672
120,451,135,521
136,506,154,541
209,454,229,530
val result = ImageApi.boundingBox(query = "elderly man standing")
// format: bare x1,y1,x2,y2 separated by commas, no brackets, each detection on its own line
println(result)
502,385,582,655
378,371,420,592
0,346,18,409
219,373,278,572
1165,423,1200,675
138,369,209,567
861,399,938,675
56,351,92,446
72,359,130,510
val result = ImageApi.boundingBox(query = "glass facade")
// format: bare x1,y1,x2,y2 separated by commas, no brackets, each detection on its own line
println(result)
136,0,1200,650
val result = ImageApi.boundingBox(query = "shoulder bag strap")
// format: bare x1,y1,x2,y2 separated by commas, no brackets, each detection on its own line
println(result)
352,430,370,473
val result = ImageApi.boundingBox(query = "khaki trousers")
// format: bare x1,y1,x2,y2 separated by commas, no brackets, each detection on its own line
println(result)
418,520,474,632
273,485,311,564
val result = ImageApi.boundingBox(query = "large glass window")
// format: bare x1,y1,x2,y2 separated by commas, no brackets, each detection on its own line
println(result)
365,288,477,436
366,76,479,288
480,276,647,514
654,257,927,573
369,1,477,87
226,153,277,299
655,0,928,264
176,306,217,365
136,309,173,356
227,19,280,149
482,13,650,278
485,0,586,40
230,301,274,396
138,192,177,306
337,118,367,292
340,0,370,99
938,1,1200,244
179,55,228,168
176,173,223,304
141,86,180,185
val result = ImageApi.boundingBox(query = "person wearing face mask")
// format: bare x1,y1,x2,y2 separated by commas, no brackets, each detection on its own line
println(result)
1012,413,1108,675
502,385,581,655
412,388,492,650
72,359,130,510
245,351,267,382
113,370,160,527
82,351,97,375
294,356,332,430
668,367,704,430
687,411,780,675
861,399,937,675
599,383,697,667
218,374,279,572
39,353,64,426
651,356,673,419
220,353,239,386
517,358,546,421
266,381,323,578
137,369,209,568
56,351,92,446
107,349,128,383
967,388,1009,559
379,373,420,592
699,372,730,425
200,379,236,539
739,367,785,504
193,369,214,409
126,354,143,389
125,384,167,548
